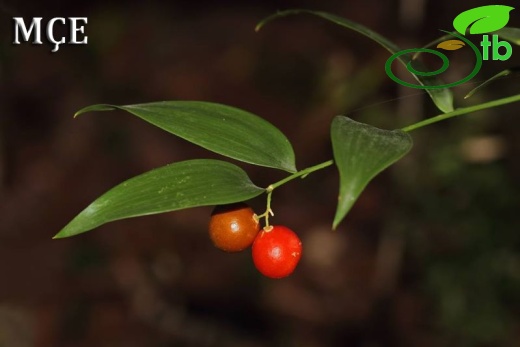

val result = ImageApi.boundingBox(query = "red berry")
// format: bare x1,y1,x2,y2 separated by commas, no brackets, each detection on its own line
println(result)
209,202,260,252
252,225,302,279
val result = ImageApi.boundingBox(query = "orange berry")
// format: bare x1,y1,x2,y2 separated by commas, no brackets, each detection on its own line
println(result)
209,203,260,252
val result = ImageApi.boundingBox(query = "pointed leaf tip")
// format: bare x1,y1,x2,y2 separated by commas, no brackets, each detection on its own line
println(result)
73,101,296,172
74,104,117,118
330,116,413,229
54,159,265,238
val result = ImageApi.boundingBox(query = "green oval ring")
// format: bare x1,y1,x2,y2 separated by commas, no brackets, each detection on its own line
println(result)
385,31,483,89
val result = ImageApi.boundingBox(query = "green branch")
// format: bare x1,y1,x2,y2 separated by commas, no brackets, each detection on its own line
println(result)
402,93,520,132
267,160,334,192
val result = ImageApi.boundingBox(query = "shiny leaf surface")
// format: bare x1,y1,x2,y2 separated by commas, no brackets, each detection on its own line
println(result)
55,159,265,238
75,101,297,172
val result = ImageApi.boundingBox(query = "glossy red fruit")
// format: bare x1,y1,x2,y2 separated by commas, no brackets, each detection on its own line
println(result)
209,203,260,252
252,225,302,279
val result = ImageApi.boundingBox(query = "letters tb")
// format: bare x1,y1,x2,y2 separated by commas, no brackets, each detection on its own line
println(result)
480,35,512,61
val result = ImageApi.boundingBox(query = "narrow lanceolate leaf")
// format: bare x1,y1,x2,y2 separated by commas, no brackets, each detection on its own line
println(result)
330,116,413,229
256,9,453,113
412,33,454,59
464,68,520,99
75,101,297,173
54,159,265,238
494,27,520,45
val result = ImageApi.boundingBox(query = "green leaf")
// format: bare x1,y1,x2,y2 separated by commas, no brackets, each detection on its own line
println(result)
256,9,454,113
464,67,520,99
54,159,265,238
412,33,454,60
453,5,514,35
75,101,296,173
330,116,413,229
494,27,520,45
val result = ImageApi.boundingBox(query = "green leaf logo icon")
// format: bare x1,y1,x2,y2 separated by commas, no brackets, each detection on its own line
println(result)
453,5,514,35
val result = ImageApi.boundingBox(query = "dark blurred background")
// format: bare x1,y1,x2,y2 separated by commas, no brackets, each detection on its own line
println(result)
1,1,519,346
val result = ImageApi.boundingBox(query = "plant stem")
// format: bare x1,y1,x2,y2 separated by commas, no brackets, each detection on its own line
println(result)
258,159,334,227
401,93,520,132
265,93,520,189
267,159,334,192
256,190,274,227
